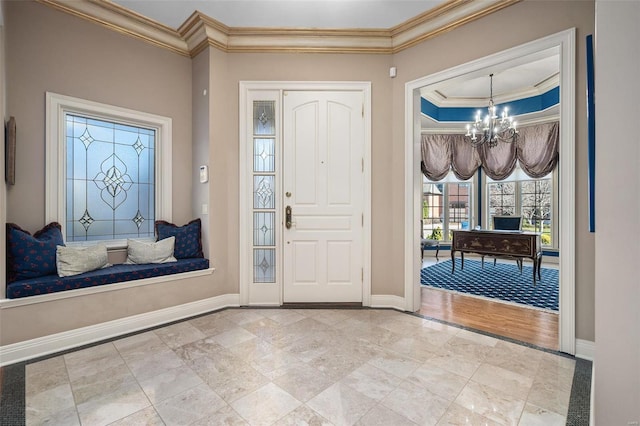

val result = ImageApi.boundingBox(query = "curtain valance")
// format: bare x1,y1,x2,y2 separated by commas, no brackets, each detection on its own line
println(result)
421,121,559,181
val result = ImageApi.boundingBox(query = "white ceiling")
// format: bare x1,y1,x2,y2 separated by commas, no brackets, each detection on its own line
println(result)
111,0,447,30
434,56,559,105
107,0,559,127
421,47,560,107
420,47,560,131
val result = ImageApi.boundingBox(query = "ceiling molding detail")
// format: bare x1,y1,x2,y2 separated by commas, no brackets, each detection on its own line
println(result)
390,0,519,51
37,0,520,57
422,74,560,107
421,113,560,134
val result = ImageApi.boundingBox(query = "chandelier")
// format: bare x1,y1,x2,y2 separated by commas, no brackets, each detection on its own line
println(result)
465,74,518,148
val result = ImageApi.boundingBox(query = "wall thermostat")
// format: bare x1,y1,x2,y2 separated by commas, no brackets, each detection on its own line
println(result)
199,165,208,183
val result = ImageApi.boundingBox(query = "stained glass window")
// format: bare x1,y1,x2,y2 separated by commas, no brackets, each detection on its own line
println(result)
65,114,155,242
254,249,275,282
253,101,275,136
253,212,275,246
251,100,276,283
253,175,275,209
254,139,275,172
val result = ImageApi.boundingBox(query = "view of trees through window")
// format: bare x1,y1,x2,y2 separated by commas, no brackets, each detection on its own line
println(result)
488,179,552,246
422,175,554,247
422,181,471,242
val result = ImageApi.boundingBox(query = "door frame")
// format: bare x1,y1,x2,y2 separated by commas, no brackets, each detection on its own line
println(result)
404,29,577,354
239,81,372,307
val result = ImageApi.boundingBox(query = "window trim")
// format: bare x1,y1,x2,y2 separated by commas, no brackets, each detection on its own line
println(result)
46,92,172,247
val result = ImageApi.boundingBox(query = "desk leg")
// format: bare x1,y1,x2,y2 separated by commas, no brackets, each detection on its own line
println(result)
461,252,465,270
538,255,542,280
451,250,456,273
532,258,538,285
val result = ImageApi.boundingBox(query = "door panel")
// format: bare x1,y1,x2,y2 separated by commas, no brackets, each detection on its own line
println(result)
283,91,364,303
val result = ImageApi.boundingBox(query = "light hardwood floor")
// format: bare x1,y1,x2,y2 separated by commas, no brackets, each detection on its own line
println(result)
418,257,559,351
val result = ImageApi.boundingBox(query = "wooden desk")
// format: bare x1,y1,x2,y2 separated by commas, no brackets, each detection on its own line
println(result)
451,230,542,284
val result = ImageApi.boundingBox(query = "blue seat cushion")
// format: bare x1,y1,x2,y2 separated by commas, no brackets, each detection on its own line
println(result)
6,258,209,299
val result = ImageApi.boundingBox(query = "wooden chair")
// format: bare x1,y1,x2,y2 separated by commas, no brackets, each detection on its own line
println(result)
420,220,440,260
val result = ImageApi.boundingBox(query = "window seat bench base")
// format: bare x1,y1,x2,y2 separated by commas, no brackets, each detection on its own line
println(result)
6,258,210,299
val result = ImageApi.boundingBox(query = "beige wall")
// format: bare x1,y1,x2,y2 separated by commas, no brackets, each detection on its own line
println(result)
207,2,598,343
392,0,596,341
0,2,224,346
210,51,395,296
1,11,6,299
1,1,596,346
4,1,194,228
192,49,210,259
0,273,215,345
594,1,640,423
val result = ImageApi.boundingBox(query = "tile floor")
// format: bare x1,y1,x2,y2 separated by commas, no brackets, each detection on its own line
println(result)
24,308,575,425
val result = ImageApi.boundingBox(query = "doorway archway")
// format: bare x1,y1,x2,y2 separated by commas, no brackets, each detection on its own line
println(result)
403,29,576,354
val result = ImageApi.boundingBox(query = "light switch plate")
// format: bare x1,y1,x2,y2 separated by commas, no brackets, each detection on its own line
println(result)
199,165,208,183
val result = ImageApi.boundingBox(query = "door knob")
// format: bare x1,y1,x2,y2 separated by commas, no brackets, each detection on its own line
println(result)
285,206,292,229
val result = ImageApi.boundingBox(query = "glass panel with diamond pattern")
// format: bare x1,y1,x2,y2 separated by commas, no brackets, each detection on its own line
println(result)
65,114,156,242
253,175,275,209
252,100,276,283
254,138,275,172
254,212,275,246
253,101,275,136
253,249,275,283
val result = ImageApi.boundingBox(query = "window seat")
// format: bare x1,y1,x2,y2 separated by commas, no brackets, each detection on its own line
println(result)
6,258,209,299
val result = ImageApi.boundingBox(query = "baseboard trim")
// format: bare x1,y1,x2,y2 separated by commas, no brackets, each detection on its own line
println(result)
0,293,240,366
370,295,406,311
575,338,595,361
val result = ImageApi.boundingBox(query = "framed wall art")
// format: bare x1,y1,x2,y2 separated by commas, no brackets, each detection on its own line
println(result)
5,116,16,185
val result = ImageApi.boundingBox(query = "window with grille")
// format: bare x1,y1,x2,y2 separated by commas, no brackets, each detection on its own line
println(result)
422,173,473,242
486,173,554,247
46,93,172,246
64,114,156,242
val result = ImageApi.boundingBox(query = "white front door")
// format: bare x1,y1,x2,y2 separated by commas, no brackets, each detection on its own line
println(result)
282,91,364,303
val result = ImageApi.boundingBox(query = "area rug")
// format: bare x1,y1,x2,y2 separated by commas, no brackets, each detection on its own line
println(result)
420,259,559,311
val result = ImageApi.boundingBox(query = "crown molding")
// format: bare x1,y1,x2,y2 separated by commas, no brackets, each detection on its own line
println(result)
422,73,560,107
37,0,521,57
421,112,560,134
391,0,520,51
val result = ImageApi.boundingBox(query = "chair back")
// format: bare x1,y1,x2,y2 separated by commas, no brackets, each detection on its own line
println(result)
493,215,522,231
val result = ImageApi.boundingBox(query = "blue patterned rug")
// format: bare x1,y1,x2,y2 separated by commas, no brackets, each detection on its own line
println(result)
421,259,559,311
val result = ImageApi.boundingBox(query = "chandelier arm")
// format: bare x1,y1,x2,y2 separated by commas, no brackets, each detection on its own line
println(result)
464,73,518,147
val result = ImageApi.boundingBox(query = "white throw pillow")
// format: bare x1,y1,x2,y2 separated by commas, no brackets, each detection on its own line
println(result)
126,237,177,265
57,244,109,277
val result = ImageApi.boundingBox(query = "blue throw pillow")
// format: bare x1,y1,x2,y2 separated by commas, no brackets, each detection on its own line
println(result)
7,222,65,283
155,219,203,259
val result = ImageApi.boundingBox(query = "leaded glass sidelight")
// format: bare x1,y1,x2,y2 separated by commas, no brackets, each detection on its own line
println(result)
253,101,275,135
254,249,275,282
65,114,156,242
251,100,277,283
253,175,275,209
254,138,275,172
254,212,275,246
